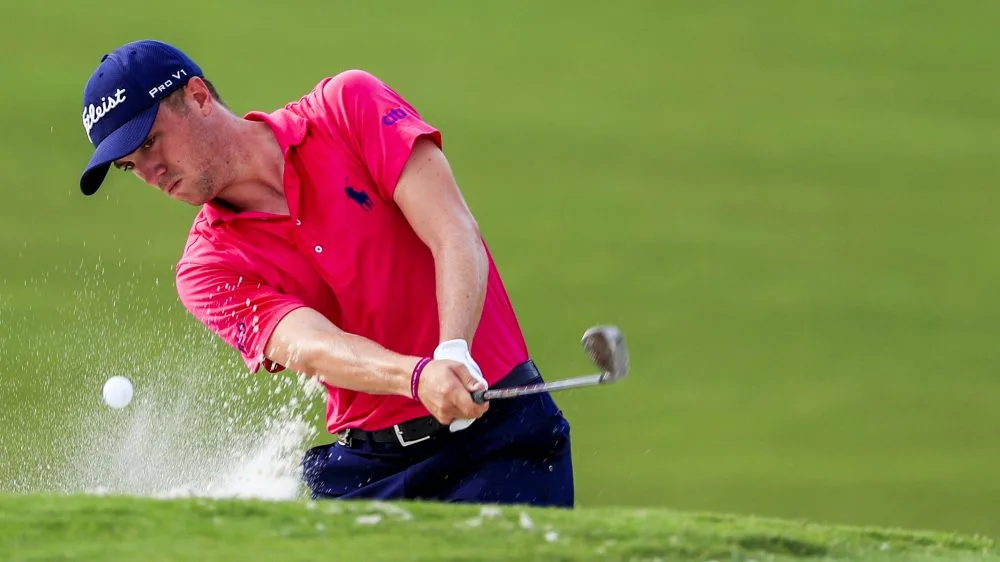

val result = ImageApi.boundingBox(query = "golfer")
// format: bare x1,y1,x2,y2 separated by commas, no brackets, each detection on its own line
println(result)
77,39,574,506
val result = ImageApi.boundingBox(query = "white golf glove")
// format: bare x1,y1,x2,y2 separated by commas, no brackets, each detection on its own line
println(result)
433,339,488,432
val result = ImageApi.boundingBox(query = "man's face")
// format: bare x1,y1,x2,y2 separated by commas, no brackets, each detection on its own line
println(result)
112,85,227,205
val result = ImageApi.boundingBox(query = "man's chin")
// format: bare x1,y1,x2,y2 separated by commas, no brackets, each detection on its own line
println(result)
170,191,210,206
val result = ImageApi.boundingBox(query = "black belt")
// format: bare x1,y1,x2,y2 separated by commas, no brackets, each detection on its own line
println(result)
339,359,542,447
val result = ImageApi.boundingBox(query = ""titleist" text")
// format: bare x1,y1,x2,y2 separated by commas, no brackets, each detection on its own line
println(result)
82,88,127,141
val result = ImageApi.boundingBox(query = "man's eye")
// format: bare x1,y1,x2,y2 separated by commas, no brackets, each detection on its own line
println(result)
119,163,133,172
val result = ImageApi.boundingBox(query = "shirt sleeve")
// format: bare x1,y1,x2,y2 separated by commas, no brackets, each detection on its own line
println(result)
175,261,306,374
316,69,443,202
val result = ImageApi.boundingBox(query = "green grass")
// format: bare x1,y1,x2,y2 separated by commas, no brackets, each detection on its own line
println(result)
2,0,1000,543
2,495,996,562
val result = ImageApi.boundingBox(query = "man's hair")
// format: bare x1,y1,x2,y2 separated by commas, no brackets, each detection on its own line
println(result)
162,77,225,112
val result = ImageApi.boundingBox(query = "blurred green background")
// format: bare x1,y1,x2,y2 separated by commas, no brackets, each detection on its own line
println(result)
1,0,998,538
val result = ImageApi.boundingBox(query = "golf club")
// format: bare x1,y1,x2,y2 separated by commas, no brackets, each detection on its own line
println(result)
471,325,629,404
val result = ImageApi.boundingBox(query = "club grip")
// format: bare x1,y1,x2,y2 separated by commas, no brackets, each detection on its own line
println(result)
471,389,487,404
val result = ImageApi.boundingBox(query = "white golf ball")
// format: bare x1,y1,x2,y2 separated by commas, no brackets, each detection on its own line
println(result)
102,376,134,409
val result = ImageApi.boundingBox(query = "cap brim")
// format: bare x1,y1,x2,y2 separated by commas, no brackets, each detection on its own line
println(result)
80,103,160,196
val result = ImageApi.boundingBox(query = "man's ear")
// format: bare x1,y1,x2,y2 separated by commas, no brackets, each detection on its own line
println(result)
186,77,214,115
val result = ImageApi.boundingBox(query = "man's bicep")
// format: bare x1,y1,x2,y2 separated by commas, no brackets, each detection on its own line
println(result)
393,137,480,251
263,307,344,375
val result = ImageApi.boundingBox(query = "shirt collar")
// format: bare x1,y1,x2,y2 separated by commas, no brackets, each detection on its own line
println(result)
244,108,309,152
200,107,309,227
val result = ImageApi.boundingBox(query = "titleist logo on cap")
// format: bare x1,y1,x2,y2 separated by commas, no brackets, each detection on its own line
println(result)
82,88,127,142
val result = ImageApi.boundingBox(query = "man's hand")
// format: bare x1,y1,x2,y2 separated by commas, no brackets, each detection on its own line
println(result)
417,360,489,426
434,339,488,432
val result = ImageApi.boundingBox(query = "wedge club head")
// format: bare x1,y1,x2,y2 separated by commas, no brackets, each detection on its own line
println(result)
582,324,630,384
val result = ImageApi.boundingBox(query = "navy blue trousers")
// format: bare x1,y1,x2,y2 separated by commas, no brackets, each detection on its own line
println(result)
300,361,574,507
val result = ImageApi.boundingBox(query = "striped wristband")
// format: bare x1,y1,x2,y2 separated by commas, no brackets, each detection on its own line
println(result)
410,357,433,401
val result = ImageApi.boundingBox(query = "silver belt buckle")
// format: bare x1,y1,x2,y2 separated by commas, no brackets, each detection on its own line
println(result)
337,429,353,447
393,424,431,447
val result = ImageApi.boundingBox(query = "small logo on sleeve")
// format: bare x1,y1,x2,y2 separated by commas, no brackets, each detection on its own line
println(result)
382,107,409,126
344,177,374,211
235,321,248,352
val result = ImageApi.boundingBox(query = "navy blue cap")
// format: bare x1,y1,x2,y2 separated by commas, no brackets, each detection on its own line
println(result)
80,40,203,195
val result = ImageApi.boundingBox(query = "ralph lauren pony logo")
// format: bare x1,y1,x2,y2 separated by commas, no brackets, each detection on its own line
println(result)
344,177,374,211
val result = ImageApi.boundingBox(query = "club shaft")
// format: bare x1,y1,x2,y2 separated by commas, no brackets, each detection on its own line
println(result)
472,374,604,403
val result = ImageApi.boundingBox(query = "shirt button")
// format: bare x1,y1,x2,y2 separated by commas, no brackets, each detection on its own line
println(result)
295,220,302,226
314,245,323,253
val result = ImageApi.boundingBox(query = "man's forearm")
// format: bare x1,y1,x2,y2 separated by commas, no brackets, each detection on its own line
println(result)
266,308,418,397
311,332,419,396
433,235,489,345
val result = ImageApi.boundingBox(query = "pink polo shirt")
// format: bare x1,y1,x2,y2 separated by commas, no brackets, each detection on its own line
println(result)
174,69,530,434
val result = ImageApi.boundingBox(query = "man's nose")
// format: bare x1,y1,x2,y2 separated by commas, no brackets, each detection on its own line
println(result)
135,158,166,187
